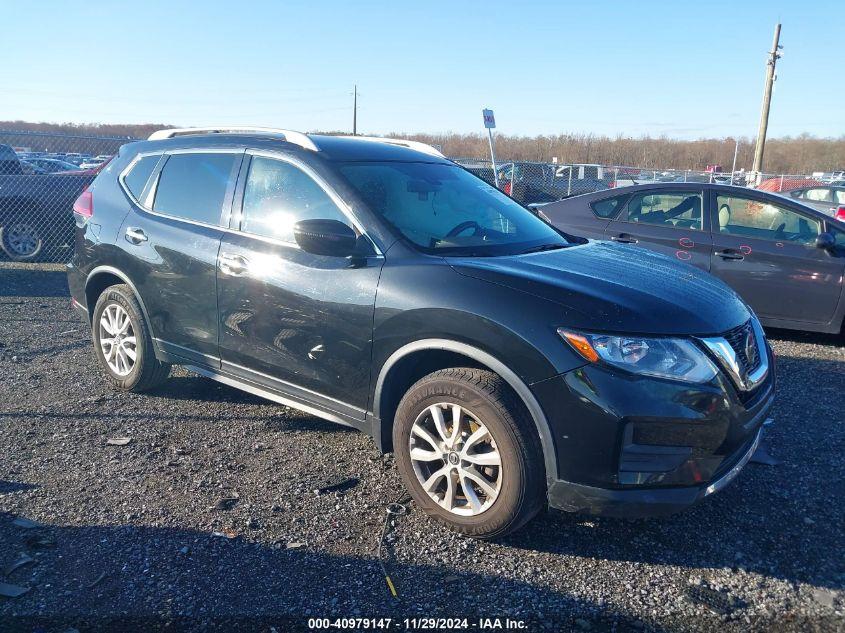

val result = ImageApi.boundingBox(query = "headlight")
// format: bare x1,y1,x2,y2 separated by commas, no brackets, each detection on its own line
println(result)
558,329,718,383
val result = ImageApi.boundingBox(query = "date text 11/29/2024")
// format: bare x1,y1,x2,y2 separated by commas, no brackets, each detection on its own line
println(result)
307,617,528,630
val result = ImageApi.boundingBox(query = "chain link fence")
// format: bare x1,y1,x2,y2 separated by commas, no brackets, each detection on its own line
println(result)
1,129,837,263
0,130,134,263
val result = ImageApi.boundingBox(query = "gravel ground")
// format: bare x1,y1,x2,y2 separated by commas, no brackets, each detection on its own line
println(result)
0,266,843,633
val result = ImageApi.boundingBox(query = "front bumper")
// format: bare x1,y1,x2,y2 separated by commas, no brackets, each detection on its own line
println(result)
533,344,775,517
547,423,764,517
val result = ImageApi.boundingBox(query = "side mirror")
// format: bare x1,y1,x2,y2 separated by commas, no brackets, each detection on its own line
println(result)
816,232,835,251
293,219,357,257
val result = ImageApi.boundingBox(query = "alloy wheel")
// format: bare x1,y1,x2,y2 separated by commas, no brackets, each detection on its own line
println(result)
409,403,502,516
99,304,137,376
3,223,40,257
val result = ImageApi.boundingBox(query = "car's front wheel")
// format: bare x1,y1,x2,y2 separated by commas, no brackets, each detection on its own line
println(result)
393,368,545,538
91,284,171,392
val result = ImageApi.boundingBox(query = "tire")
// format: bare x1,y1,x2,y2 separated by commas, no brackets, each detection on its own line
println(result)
393,367,545,538
91,284,171,392
0,222,43,261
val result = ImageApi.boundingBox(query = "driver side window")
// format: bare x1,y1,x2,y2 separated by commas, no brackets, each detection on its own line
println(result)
716,194,821,246
240,156,349,244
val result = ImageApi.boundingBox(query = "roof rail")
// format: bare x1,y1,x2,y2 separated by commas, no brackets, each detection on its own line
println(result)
350,136,445,158
147,126,319,152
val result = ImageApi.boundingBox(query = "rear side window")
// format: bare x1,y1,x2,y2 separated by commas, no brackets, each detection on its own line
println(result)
802,188,832,202
240,156,348,243
590,195,627,218
153,153,238,225
626,190,703,230
123,155,160,200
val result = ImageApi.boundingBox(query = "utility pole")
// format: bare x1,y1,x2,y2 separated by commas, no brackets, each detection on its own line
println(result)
752,23,782,176
352,84,358,136
730,138,739,185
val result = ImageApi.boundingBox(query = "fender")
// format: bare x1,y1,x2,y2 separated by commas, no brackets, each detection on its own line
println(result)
85,265,156,340
373,338,559,484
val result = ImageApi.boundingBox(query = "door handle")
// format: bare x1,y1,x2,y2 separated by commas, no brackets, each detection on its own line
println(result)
124,227,148,244
219,252,249,276
610,234,638,244
716,249,744,261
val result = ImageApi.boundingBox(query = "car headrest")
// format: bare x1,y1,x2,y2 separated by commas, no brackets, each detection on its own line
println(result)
718,204,731,228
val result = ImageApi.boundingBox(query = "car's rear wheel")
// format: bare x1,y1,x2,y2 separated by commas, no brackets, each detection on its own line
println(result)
393,368,545,538
91,284,171,392
0,222,43,260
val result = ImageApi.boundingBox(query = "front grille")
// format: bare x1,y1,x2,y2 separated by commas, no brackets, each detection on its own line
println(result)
722,320,762,375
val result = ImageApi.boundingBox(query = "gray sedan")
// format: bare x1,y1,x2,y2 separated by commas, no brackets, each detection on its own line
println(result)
786,185,845,219
537,183,845,334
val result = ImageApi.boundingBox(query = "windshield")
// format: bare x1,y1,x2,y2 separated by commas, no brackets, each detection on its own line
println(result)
338,161,568,256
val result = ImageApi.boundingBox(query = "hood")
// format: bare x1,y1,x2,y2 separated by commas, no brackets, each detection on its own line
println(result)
449,241,750,336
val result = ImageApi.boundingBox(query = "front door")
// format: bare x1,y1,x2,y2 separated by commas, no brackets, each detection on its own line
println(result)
604,188,712,271
709,190,845,325
216,152,383,420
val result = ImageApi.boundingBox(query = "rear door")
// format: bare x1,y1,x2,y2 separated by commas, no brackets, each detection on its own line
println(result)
118,149,243,365
604,188,713,270
709,190,844,325
216,151,383,419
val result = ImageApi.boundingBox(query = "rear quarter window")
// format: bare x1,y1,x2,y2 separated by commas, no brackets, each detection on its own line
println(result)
123,154,161,201
590,194,627,219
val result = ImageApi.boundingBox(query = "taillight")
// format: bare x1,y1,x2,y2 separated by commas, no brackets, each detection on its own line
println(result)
504,182,512,195
836,206,845,222
73,189,93,218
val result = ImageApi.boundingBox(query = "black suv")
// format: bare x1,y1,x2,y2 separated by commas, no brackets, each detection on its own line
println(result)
68,127,774,537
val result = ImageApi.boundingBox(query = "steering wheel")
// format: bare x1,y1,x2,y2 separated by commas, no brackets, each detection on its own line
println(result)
445,220,482,238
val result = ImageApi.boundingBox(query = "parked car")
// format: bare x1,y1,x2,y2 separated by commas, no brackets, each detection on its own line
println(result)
459,161,496,187
68,127,774,537
497,162,563,205
23,157,82,173
538,183,845,334
79,158,107,169
787,186,845,220
551,163,612,196
0,143,95,260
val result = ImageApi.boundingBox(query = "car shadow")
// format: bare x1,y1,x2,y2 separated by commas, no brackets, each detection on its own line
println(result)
148,376,356,434
765,327,844,347
149,374,268,406
502,487,843,593
152,375,355,430
0,480,37,495
0,509,666,633
0,268,69,298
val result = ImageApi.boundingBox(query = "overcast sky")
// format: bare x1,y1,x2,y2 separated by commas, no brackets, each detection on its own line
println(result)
2,0,842,139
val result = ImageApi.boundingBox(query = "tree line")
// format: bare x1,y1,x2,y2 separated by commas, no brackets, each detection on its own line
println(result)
406,132,845,175
2,121,843,174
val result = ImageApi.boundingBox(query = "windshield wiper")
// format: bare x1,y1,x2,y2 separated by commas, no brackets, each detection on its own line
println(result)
519,243,568,255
